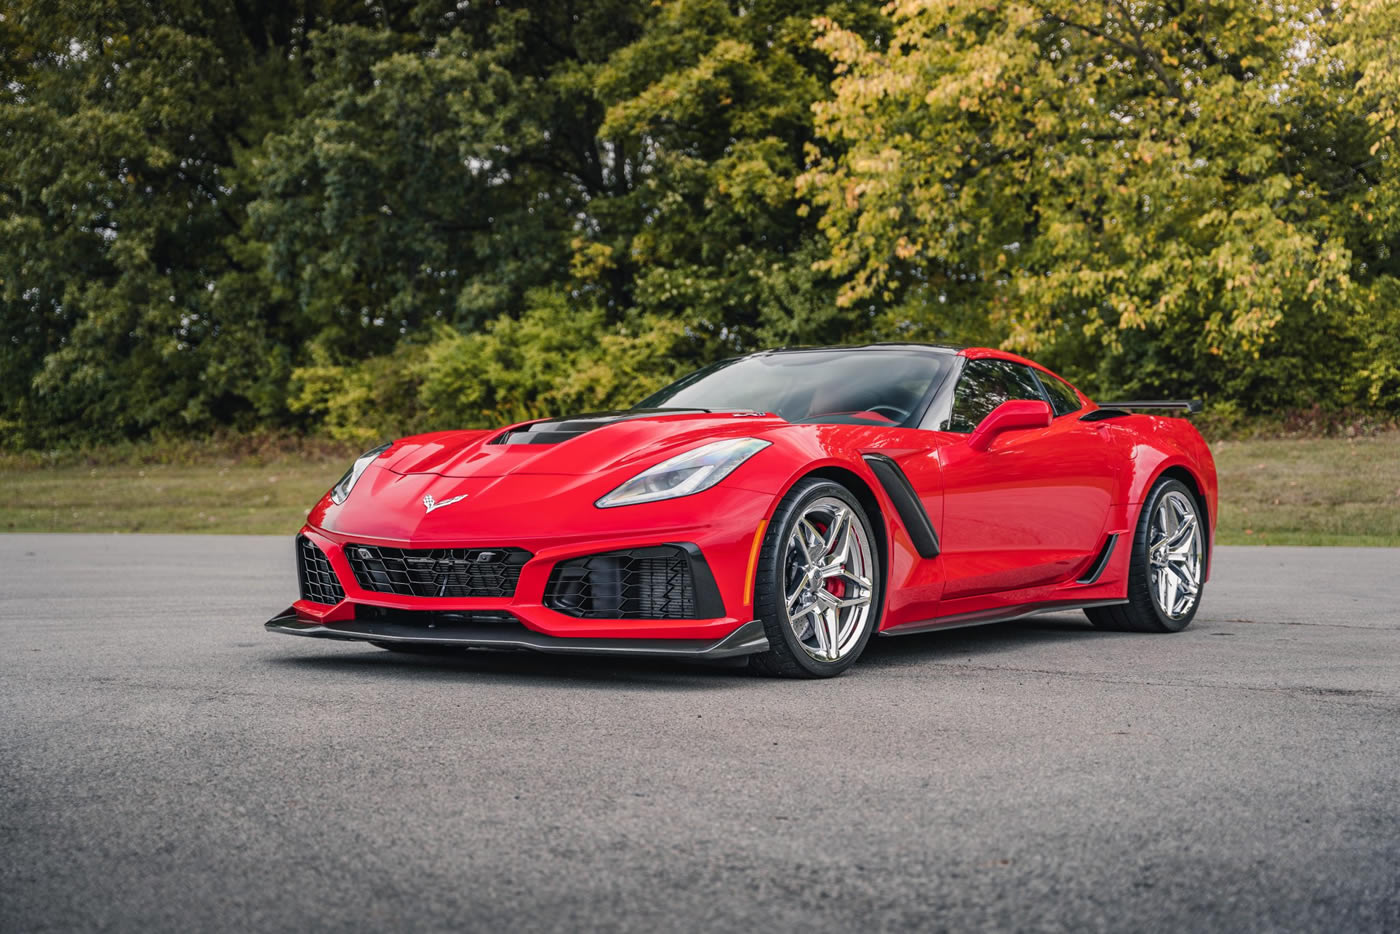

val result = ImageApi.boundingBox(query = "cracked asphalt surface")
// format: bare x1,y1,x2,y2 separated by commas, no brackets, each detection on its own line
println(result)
2,535,1397,932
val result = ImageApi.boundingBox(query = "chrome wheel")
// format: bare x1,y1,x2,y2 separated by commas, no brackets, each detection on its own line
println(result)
782,496,876,662
1148,490,1204,620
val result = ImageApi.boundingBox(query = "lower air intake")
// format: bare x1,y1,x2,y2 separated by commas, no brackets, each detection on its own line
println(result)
297,535,345,605
544,545,704,619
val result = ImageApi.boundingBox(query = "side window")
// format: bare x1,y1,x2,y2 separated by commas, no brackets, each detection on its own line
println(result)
1037,372,1083,417
946,360,1049,432
946,360,1018,432
1002,363,1048,404
946,361,1009,432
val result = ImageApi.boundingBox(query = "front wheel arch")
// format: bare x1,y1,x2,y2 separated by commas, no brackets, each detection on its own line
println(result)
792,466,890,620
749,477,885,676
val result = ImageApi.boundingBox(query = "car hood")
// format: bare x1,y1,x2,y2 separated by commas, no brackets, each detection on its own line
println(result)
380,409,788,479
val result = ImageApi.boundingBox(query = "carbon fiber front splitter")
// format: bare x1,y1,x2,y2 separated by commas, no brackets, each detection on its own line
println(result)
264,609,769,659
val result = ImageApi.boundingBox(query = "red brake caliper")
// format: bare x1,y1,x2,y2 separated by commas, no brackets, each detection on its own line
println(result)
811,519,846,599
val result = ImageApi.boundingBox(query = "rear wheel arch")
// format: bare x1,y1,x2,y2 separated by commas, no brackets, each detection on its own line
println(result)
1150,464,1211,576
1089,474,1208,632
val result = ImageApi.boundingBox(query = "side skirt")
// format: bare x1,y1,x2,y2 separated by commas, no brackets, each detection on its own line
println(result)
878,598,1128,637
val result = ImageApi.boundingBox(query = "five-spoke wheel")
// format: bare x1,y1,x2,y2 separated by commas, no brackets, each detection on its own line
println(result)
1148,489,1205,621
782,495,877,663
1087,477,1207,633
751,479,882,677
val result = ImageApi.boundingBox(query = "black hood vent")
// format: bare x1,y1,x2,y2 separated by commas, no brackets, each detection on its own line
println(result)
491,409,708,446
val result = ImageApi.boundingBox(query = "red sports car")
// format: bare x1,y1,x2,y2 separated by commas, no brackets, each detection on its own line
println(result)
267,344,1216,677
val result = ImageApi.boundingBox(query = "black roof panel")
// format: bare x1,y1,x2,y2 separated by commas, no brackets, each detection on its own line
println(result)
753,342,967,356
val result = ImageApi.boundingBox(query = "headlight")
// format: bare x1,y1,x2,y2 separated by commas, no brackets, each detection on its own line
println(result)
596,438,770,508
330,442,391,504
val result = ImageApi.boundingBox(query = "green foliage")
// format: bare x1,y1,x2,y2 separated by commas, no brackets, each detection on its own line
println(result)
247,4,648,359
1,0,1397,450
801,0,1400,411
591,0,887,351
289,292,689,443
0,0,357,446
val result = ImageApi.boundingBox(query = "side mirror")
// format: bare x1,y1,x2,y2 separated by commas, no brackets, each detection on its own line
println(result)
968,399,1052,452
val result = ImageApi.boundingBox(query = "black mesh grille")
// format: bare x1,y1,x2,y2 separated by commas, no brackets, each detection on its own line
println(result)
345,545,530,598
544,546,696,619
297,535,345,605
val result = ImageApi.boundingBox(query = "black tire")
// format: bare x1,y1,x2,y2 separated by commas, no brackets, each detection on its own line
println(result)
1086,477,1206,633
749,478,883,678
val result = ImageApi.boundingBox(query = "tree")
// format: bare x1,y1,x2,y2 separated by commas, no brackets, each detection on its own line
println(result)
3,0,1395,449
257,0,887,365
591,0,887,351
270,0,891,421
0,0,366,445
801,0,1400,409
247,2,649,364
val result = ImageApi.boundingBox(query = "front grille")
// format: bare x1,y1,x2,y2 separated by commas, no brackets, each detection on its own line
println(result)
544,546,697,619
297,535,345,605
345,545,530,598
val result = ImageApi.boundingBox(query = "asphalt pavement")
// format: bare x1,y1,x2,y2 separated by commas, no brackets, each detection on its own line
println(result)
1,535,1397,932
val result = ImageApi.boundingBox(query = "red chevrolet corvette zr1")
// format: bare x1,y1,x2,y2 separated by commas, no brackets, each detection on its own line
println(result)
267,344,1217,677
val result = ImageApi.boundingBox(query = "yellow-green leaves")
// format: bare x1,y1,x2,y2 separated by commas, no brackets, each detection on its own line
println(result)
803,0,1400,407
3,0,1397,450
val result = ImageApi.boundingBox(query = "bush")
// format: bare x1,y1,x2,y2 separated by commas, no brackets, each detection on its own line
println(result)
289,292,692,441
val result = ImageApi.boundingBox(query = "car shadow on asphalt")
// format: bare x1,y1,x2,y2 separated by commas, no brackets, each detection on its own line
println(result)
267,646,755,691
861,613,1102,669
266,613,1105,685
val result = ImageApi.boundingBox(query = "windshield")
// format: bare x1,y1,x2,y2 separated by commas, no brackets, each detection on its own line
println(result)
636,350,953,427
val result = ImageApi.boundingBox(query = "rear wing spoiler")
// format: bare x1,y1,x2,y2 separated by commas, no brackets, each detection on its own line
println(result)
1097,400,1202,413
1089,399,1203,415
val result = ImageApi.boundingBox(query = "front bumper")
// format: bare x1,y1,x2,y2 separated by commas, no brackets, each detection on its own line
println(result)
265,609,768,658
270,487,774,653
